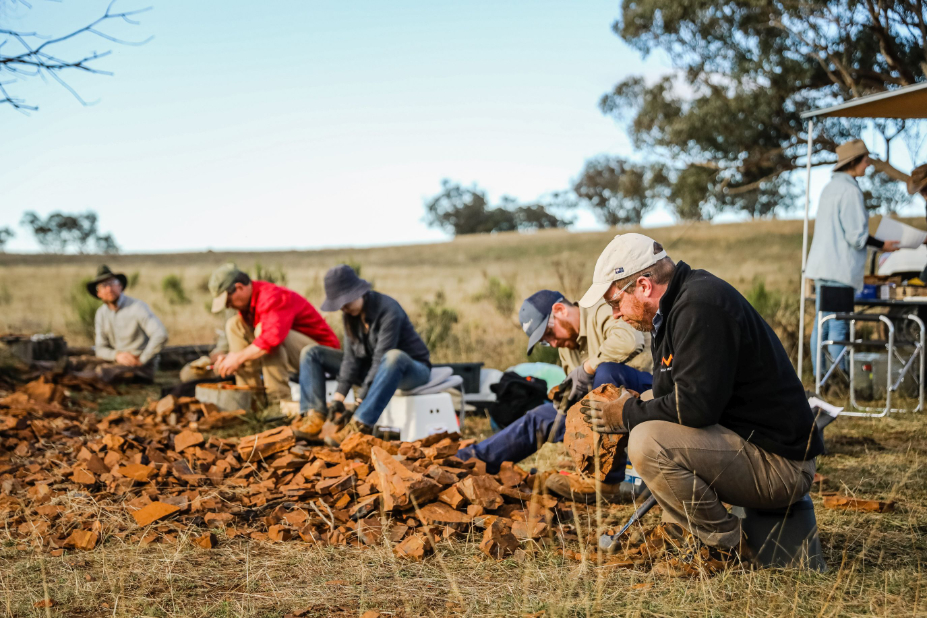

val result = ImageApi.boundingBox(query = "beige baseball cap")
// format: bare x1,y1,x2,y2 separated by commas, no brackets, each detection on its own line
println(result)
579,233,667,308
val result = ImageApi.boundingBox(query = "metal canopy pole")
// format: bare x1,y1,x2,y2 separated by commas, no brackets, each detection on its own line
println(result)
797,119,814,380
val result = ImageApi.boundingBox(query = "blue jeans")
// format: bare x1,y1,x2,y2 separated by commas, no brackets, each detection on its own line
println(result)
353,350,431,426
810,279,851,376
457,362,653,483
298,345,344,414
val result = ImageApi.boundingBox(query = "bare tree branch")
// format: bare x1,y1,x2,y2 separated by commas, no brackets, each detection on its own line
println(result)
0,1,151,113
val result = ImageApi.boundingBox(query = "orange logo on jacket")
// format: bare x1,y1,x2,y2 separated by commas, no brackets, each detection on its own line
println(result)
661,355,673,367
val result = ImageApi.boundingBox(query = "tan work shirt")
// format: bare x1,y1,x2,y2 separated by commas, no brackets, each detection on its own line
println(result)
558,299,652,376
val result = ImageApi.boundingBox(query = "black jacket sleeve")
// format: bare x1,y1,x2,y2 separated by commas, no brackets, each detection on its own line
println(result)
336,320,363,396
623,301,741,429
866,235,885,249
358,309,403,399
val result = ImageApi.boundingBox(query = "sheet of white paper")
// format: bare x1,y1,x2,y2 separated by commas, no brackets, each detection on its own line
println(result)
875,217,927,249
808,396,843,418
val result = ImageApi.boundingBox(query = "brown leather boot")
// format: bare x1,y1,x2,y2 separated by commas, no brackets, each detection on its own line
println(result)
293,410,326,437
544,472,633,504
325,418,373,447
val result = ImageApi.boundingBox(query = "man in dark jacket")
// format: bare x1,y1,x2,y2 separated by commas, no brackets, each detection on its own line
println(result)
578,233,823,577
299,265,431,445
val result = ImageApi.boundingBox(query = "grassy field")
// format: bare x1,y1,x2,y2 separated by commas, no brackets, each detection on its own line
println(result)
0,217,826,371
1,377,925,617
3,218,927,616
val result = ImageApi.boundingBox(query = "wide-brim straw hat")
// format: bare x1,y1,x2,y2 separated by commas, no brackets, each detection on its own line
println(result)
908,164,927,195
321,264,372,312
834,139,870,171
86,265,128,298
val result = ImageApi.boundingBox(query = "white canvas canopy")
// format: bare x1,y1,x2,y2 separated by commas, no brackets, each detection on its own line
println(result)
796,82,927,378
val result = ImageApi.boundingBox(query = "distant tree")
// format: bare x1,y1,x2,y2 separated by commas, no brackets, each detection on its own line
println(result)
573,156,667,224
424,180,574,236
1,0,150,113
20,210,120,254
0,226,14,251
598,0,927,220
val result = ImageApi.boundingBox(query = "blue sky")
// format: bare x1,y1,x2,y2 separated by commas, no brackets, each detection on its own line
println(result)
1,1,923,253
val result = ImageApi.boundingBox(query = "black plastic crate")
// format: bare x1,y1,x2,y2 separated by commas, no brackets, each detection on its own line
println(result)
433,362,483,394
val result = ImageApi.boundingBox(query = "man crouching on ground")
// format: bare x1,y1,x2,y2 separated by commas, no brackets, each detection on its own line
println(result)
208,263,341,405
457,289,653,503
577,233,823,577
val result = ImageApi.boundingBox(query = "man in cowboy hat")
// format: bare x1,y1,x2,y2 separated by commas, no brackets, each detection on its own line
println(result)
909,163,927,211
578,233,823,576
805,139,899,375
89,265,168,383
456,288,653,503
300,264,431,445
207,263,340,403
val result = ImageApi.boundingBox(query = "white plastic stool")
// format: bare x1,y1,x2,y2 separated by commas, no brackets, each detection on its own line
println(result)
375,393,459,442
288,380,354,404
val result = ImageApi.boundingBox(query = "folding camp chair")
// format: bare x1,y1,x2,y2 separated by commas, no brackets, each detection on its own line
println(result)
814,285,925,416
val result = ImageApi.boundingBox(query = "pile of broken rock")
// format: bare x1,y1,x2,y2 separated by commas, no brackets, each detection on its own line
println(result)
1,374,577,561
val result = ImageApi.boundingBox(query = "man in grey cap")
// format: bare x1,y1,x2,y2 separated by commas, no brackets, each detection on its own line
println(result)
87,264,168,383
207,263,340,407
578,233,823,576
456,287,652,503
302,264,431,446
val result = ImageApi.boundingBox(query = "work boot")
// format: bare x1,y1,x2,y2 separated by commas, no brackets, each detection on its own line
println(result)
650,534,754,578
325,418,373,447
545,472,641,504
293,410,327,437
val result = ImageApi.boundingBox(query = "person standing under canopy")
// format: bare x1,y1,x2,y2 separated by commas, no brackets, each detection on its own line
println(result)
805,139,899,375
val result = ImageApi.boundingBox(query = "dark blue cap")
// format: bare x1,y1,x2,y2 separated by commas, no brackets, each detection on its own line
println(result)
520,290,565,354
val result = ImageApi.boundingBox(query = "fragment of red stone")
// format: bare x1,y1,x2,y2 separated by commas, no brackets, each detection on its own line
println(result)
479,519,519,559
498,462,529,487
117,463,155,482
564,384,629,481
369,446,442,511
415,502,472,525
456,475,503,510
237,426,295,460
131,501,181,527
393,534,432,560
822,495,895,513
64,530,99,551
174,429,205,453
191,532,217,549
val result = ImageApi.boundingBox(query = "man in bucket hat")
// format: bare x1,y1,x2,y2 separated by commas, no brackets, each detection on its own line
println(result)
805,139,899,376
207,263,340,406
300,264,431,445
577,233,824,576
457,286,653,503
87,264,168,383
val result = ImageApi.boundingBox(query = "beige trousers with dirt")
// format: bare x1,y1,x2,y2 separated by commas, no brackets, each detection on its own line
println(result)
226,315,317,401
627,421,815,549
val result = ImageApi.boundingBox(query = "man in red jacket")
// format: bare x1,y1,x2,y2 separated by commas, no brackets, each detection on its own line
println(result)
208,263,340,401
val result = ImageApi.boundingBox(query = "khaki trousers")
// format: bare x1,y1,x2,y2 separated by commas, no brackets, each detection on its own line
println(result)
627,421,815,549
226,315,318,401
